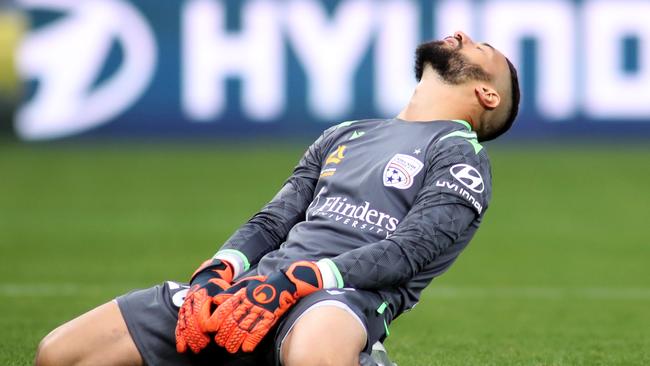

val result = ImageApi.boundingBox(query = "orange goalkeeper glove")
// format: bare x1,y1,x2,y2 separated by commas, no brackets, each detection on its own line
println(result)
175,258,234,354
204,261,323,354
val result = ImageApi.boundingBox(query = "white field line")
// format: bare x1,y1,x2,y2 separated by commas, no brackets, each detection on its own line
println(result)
423,287,650,300
0,283,141,297
2,284,650,300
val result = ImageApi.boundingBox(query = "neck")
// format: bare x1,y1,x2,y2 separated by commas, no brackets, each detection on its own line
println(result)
397,75,478,129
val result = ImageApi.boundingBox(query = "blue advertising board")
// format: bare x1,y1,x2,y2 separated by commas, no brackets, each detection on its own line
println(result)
14,0,650,141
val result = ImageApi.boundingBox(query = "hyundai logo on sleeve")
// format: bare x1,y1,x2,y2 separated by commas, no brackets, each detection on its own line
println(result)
450,164,484,193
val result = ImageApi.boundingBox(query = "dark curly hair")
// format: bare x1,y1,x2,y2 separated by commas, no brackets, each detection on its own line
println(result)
481,57,520,142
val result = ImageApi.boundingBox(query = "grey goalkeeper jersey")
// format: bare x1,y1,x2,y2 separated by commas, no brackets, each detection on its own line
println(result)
220,119,492,318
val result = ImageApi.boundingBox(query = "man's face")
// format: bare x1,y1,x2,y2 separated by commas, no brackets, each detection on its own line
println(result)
415,32,509,88
415,32,516,140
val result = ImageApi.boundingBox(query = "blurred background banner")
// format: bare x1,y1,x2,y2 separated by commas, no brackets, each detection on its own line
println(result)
8,0,650,141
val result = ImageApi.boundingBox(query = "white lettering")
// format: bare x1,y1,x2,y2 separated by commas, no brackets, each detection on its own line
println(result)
321,197,338,212
436,180,482,214
19,0,650,141
377,212,390,227
333,198,347,213
386,217,399,232
434,0,476,39
583,0,650,118
285,0,375,119
483,0,576,120
366,209,379,225
309,195,400,232
342,203,357,216
374,0,418,116
182,0,284,122
353,201,370,219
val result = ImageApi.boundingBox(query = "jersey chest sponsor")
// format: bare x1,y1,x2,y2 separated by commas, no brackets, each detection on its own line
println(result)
308,191,400,238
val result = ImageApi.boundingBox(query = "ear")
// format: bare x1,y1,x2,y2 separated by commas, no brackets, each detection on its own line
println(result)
475,84,501,110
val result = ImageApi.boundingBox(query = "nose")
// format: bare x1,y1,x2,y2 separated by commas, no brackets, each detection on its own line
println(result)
454,31,474,46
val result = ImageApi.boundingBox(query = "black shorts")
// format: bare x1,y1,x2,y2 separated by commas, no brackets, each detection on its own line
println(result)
116,281,392,366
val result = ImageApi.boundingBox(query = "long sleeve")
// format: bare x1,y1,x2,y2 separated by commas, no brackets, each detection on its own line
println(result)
216,127,337,277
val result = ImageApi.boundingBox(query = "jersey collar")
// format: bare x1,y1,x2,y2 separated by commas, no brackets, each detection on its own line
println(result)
452,120,472,131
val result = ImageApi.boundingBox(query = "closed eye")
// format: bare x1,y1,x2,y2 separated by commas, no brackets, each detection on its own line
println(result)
481,42,496,53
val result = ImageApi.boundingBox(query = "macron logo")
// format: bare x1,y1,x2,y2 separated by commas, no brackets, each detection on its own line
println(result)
349,131,365,140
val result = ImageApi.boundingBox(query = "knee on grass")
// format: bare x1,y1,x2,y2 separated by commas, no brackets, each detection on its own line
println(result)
34,329,72,366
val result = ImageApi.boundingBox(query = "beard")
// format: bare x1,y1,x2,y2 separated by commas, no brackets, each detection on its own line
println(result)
414,40,491,84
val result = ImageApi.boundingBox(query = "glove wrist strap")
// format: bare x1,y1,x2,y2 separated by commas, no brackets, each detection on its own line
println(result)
284,261,324,297
191,258,234,285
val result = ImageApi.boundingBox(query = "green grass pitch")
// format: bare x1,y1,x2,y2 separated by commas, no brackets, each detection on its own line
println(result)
1,141,649,365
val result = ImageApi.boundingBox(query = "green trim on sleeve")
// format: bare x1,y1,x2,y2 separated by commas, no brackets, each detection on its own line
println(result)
336,120,360,129
217,249,250,271
321,258,344,288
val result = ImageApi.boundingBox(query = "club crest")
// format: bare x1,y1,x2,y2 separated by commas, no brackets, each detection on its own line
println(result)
383,154,424,190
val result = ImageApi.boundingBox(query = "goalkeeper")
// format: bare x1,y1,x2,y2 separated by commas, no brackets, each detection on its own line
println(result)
35,31,520,366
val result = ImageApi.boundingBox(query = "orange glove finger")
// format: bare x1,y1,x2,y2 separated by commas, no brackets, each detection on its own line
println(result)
223,317,251,354
209,262,323,354
202,289,242,332
175,258,235,354
241,309,276,352
206,275,268,333
198,291,218,331
175,289,212,354
175,311,188,353
214,296,251,350
223,306,267,354
176,296,192,352
215,315,238,350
